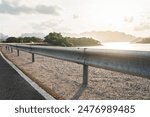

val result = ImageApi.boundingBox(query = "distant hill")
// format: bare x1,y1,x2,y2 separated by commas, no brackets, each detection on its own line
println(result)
0,33,8,41
62,31,138,42
136,37,150,43
20,33,45,39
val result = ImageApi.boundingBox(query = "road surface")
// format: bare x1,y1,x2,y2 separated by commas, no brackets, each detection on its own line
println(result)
0,53,45,100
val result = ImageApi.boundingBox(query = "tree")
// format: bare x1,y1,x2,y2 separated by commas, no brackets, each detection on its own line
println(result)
4,37,43,43
65,37,101,46
5,37,18,43
44,32,72,47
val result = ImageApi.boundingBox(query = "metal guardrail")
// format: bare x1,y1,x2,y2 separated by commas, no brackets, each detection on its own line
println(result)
5,44,150,99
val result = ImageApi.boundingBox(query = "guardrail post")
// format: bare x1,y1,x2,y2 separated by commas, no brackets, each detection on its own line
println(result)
11,48,13,53
17,49,19,56
71,48,89,100
83,64,88,85
32,53,35,62
71,64,88,100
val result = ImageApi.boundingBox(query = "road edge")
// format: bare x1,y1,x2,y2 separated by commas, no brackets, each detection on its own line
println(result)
0,52,55,100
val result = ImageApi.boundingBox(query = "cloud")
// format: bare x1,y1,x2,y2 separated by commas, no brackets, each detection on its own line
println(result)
31,19,71,33
31,20,61,30
123,16,134,23
35,5,61,15
147,17,150,19
73,14,79,19
0,0,61,15
134,23,150,31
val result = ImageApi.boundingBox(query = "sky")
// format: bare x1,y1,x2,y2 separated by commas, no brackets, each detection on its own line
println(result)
0,0,150,37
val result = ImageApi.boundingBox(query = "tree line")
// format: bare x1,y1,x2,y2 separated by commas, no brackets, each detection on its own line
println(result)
4,37,42,43
3,32,101,47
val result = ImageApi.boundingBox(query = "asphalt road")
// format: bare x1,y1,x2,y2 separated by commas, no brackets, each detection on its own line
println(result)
0,53,45,100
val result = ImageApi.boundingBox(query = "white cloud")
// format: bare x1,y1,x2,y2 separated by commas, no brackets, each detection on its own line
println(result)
134,23,150,31
0,0,61,15
31,20,62,31
124,16,134,23
73,14,79,19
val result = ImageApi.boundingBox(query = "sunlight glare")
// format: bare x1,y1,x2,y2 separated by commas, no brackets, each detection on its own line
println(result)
101,42,134,50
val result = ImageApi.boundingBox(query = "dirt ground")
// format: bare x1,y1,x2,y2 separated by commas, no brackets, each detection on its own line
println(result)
1,46,150,100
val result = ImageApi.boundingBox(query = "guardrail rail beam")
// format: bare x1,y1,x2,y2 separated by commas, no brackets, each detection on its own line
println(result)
5,43,150,100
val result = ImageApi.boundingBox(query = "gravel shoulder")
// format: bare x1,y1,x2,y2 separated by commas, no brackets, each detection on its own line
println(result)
1,47,150,100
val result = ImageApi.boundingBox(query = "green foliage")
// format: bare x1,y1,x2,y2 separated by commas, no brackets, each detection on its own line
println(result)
4,37,43,43
44,32,101,47
5,37,18,43
18,37,42,43
4,32,101,47
44,32,72,47
65,37,101,46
